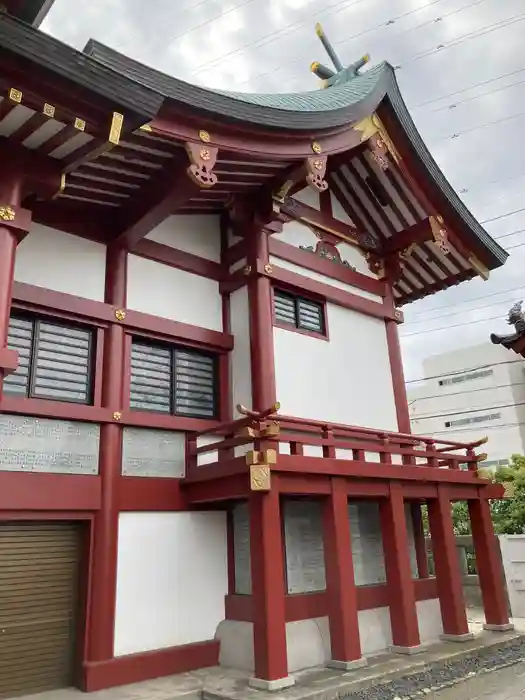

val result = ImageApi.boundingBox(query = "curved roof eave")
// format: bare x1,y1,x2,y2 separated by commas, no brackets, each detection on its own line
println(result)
83,40,508,269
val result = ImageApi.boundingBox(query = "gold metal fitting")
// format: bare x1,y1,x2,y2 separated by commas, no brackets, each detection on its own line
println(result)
261,422,280,437
200,147,211,161
199,130,211,142
243,264,252,276
310,61,320,73
0,205,15,221
43,103,55,117
115,309,126,321
250,464,271,491
140,123,153,132
113,411,122,421
109,112,124,145
362,53,370,63
264,263,273,274
9,88,22,103
74,117,86,131
311,141,322,154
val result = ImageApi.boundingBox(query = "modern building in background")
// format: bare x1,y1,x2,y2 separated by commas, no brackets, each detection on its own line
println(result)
408,342,525,468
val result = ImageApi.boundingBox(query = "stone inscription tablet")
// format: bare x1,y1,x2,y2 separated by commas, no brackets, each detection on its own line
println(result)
233,502,252,594
349,501,387,586
0,414,100,475
122,427,185,478
284,499,326,594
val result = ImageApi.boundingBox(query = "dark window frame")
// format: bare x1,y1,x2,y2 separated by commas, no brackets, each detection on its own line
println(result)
4,311,95,405
130,338,219,420
273,288,327,339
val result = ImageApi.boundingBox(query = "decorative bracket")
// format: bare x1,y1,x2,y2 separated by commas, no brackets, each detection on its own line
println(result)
185,142,218,188
305,155,328,192
429,215,450,255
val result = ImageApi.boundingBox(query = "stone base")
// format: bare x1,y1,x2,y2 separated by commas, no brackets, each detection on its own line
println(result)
327,657,368,671
391,644,425,655
248,675,295,691
484,622,515,632
441,633,475,643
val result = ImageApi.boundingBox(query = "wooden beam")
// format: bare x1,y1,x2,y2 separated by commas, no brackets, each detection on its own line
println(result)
113,143,218,248
381,218,433,256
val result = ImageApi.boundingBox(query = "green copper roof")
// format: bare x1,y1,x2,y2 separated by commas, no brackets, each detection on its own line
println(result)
210,63,387,112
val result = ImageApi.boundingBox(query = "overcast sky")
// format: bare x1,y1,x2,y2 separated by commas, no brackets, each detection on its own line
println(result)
42,0,525,381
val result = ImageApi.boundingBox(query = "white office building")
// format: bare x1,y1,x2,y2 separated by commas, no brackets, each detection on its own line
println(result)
408,342,525,468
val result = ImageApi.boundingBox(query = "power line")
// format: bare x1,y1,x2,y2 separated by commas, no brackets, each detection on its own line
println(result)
459,175,525,197
407,282,525,319
401,312,509,337
412,400,525,421
406,293,524,326
411,66,525,110
434,110,525,143
481,206,525,225
424,75,525,115
409,380,525,405
415,420,525,437
230,0,498,88
405,359,524,384
190,0,445,76
394,13,525,71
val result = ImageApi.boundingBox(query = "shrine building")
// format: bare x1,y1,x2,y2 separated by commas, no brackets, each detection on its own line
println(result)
0,2,513,697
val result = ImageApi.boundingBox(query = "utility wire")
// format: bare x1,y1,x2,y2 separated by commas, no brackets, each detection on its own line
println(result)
423,75,525,115
433,110,525,143
415,420,525,437
401,313,510,337
459,174,525,197
405,359,524,384
407,281,525,319
230,7,525,86
411,66,525,110
480,206,525,225
409,380,525,405
190,0,446,76
406,293,525,326
412,400,525,421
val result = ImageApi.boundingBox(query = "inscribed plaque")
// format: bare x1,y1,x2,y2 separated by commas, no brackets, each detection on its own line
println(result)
0,414,100,475
122,427,185,478
232,502,252,594
349,501,387,586
284,499,326,594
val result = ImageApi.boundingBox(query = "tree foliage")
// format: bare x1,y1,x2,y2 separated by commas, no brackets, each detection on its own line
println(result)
421,455,525,536
450,454,525,535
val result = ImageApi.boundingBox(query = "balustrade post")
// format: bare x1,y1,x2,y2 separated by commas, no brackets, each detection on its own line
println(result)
322,426,336,458
427,486,471,640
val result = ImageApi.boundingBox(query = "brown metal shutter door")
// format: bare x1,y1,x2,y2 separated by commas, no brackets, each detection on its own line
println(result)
0,521,81,698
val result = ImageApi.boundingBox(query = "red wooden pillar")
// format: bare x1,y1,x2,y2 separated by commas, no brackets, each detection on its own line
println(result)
323,478,366,669
0,164,25,397
83,245,128,689
469,497,512,630
410,502,429,579
248,487,294,690
384,289,410,434
380,482,421,652
427,488,471,640
248,226,276,411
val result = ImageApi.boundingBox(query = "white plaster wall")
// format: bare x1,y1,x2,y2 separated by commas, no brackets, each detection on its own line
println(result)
416,599,443,645
127,254,222,331
114,511,228,656
230,287,252,414
14,224,106,301
270,255,381,303
146,215,221,261
293,188,320,209
358,607,393,656
274,304,398,431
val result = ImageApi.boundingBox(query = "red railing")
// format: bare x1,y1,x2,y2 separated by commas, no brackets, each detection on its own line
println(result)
184,403,487,477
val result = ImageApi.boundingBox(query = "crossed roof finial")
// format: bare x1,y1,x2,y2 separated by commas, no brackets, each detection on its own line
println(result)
310,23,370,88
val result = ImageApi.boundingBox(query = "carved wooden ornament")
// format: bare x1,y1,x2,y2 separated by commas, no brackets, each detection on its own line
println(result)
185,142,218,188
305,155,328,192
250,464,271,491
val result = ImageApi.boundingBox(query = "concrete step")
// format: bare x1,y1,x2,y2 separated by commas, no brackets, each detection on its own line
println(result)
202,631,525,700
